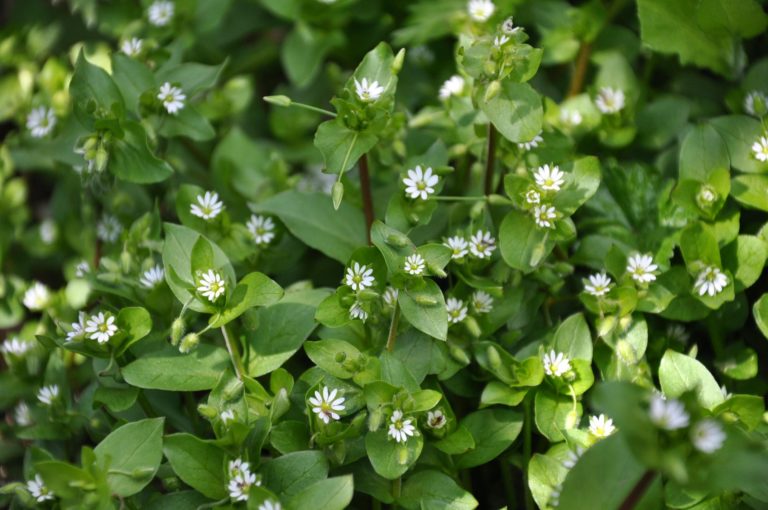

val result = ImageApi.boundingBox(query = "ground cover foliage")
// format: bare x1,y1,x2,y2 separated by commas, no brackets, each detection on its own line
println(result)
1,0,768,508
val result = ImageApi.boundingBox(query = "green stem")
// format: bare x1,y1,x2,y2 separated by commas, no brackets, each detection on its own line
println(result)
288,101,337,117
386,304,400,352
359,153,374,245
499,458,516,509
221,325,246,380
484,124,497,195
523,395,535,510
391,477,402,508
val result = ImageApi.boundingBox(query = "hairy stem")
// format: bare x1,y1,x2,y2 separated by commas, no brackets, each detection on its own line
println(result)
386,304,400,352
523,395,535,510
618,470,657,510
567,42,593,98
484,124,497,195
359,154,374,244
221,325,246,380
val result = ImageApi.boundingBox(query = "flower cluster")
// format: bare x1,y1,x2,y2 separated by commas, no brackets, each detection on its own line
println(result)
648,395,725,453
525,164,566,229
227,458,259,502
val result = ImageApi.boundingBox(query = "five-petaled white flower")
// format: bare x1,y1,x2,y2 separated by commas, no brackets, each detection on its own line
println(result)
588,414,616,438
15,402,32,426
258,500,282,510
383,287,399,307
227,458,260,502
97,214,123,243
140,265,165,289
501,17,522,35
584,272,612,297
246,214,276,246
543,350,571,377
388,409,416,443
744,90,767,117
197,270,226,302
345,262,375,291
518,134,543,151
403,165,439,200
26,107,56,138
190,191,224,220
349,301,368,322
693,266,728,297
308,386,346,424
404,253,426,276
560,108,583,127
354,78,384,102
39,219,56,244
691,419,725,453
648,394,689,430
751,136,768,162
157,82,186,114
121,37,143,57
75,261,90,278
426,409,447,429
533,164,565,191
470,291,493,314
469,230,496,259
562,445,584,469
2,337,31,357
23,282,51,311
595,87,625,114
439,75,465,100
532,204,557,229
27,474,55,503
525,189,541,205
85,312,118,344
220,409,235,425
627,253,657,284
37,385,60,406
148,0,174,26
446,297,468,324
493,35,510,47
445,236,469,259
467,0,495,22
66,312,87,342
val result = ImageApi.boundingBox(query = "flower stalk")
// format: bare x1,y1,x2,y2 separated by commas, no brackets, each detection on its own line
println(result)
359,154,374,245
221,325,246,381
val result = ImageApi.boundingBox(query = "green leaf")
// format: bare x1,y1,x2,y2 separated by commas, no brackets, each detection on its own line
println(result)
261,450,328,497
365,427,424,480
110,121,174,183
721,235,767,291
398,279,448,341
69,51,125,127
710,116,766,173
210,272,284,327
305,339,364,379
313,119,378,176
399,470,478,510
553,313,593,361
696,0,768,38
680,222,721,267
479,82,543,143
158,105,216,141
455,409,523,469
287,475,354,510
534,390,582,443
433,425,476,455
35,461,94,500
499,209,554,273
754,293,768,340
93,386,139,413
552,156,602,216
282,24,342,88
111,53,154,115
731,174,768,211
122,343,231,391
114,306,152,355
678,124,730,183
163,433,227,500
156,61,226,95
658,349,725,409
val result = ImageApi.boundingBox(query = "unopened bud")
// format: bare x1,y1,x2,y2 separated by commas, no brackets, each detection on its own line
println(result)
94,147,109,172
392,49,406,74
486,344,502,369
386,233,409,247
120,251,132,273
178,332,200,353
415,294,438,306
487,194,511,206
484,80,502,102
426,263,447,278
449,344,471,365
334,352,347,363
263,95,292,107
397,446,409,465
222,379,244,401
170,317,185,346
197,404,218,419
616,339,637,365
332,181,344,210
464,316,482,338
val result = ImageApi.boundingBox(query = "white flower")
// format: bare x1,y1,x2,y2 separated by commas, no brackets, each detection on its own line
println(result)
157,82,186,114
190,191,224,220
595,87,625,114
720,385,732,400
37,385,60,406
532,205,557,229
26,107,56,138
525,189,541,205
354,77,384,102
148,0,174,26
2,337,32,357
66,312,87,342
258,500,282,510
403,165,439,200
469,230,496,259
648,394,689,430
23,282,51,311
121,37,143,57
349,301,368,322
751,135,768,162
626,253,658,283
744,90,767,117
27,474,55,503
197,270,226,302
691,419,725,453
560,109,583,127
388,409,416,443
445,236,469,259
14,402,32,426
75,261,90,277
493,35,510,47
543,350,571,377
501,17,522,35
383,287,399,307
439,75,465,100
404,253,426,276
470,291,493,314
228,458,251,479
446,297,468,324
533,164,565,192
97,214,123,243
85,312,118,344
246,215,276,246
140,265,165,289
467,0,495,22
345,262,375,291
584,272,612,297
693,266,728,297
666,324,689,344
40,219,56,244
228,471,258,502
220,409,235,424
562,446,584,469
426,409,447,429
518,134,543,151
696,185,717,207
308,386,346,424
588,414,616,438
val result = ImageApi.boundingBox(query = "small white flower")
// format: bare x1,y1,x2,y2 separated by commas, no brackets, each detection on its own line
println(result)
228,458,250,479
246,215,276,246
2,337,32,357
648,394,689,430
148,0,174,26
595,87,625,114
696,185,717,207
344,262,375,291
518,134,543,151
228,471,258,502
720,384,732,400
121,37,143,57
140,265,165,289
37,385,60,406
445,236,469,259
221,409,235,424
467,0,495,22
693,266,728,297
85,312,118,344
751,136,768,162
354,77,384,102
525,189,541,205
543,350,571,377
666,324,689,344
550,483,562,508
744,90,767,117
446,297,468,324
439,75,465,100
23,282,51,311
403,165,439,200
493,35,510,47
26,107,56,138
40,219,56,244
27,474,55,503
66,312,87,342
97,214,123,243
349,301,368,322
190,191,224,220
14,402,32,426
532,205,557,229
469,230,496,259
562,445,584,469
258,500,282,510
404,253,426,276
157,82,186,114
75,261,90,277
197,270,226,302
388,409,416,443
627,253,658,284
584,272,612,297
383,287,399,307
533,164,565,192
501,17,522,35
470,291,493,314
691,419,725,453
560,108,583,127
588,414,616,438
426,409,447,429
308,386,346,424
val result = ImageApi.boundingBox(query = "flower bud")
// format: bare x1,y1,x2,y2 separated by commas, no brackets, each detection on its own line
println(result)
484,80,502,102
263,95,292,107
469,200,486,219
358,289,379,301
392,48,406,74
170,317,185,346
334,351,347,363
197,404,218,419
94,147,109,173
178,332,200,353
120,250,132,273
464,316,482,338
486,344,502,369
415,294,438,306
426,262,447,278
386,233,409,247
222,379,244,401
397,446,409,465
487,194,511,206
616,339,637,365
332,181,344,210
696,184,718,210
449,344,471,365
